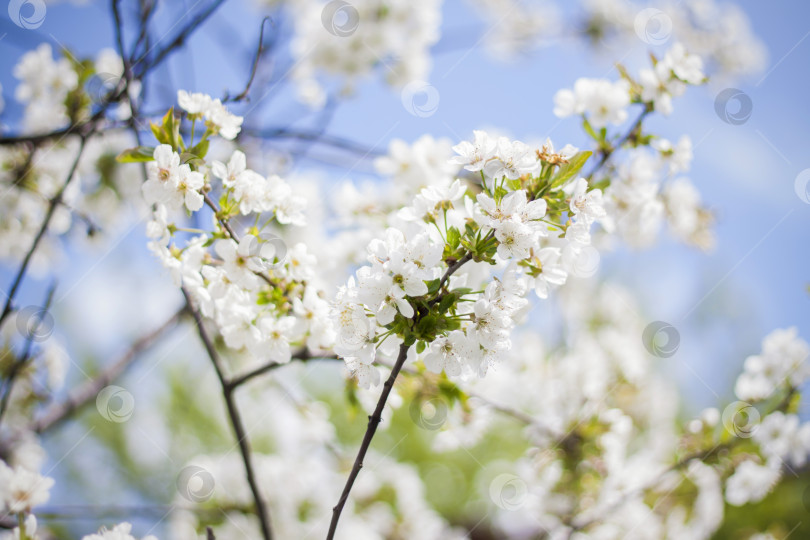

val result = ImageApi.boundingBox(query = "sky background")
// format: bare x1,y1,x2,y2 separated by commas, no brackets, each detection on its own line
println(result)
1,0,809,417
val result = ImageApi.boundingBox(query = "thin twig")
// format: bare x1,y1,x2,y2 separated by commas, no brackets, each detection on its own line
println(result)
242,128,385,157
0,282,57,426
585,104,652,179
203,193,240,241
134,0,227,75
225,349,339,390
326,343,411,540
33,306,185,433
226,17,273,103
0,137,88,330
181,287,274,540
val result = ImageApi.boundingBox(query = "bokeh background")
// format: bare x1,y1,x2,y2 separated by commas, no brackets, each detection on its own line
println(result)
1,0,809,537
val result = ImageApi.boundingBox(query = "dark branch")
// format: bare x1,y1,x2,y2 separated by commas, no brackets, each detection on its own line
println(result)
134,0,227,75
225,17,274,103
181,287,274,540
0,282,58,426
0,137,88,330
242,128,385,157
586,104,652,180
326,343,411,540
225,349,339,390
33,306,185,433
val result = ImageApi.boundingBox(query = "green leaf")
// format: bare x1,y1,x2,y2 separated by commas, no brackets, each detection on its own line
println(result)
426,278,441,295
416,340,426,354
582,118,598,141
416,315,437,337
150,121,169,145
438,293,456,314
161,107,181,149
188,138,210,161
447,227,461,249
550,150,593,188
116,146,155,163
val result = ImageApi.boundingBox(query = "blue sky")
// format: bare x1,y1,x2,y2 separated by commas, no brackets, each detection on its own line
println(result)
1,0,809,414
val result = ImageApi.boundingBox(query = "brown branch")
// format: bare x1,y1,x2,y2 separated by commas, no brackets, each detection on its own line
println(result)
326,342,411,539
585,104,652,179
242,128,385,157
0,282,57,426
133,0,227,75
225,17,274,103
203,193,240,241
225,349,339,390
181,287,274,540
0,137,88,330
33,306,185,433
328,219,487,537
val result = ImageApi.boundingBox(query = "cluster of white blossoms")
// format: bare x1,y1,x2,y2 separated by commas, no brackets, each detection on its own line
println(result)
394,280,810,539
333,129,611,388
81,523,157,540
11,45,131,134
12,44,78,134
554,78,631,128
251,0,441,107
3,4,804,539
735,327,810,402
582,0,766,81
248,0,764,108
142,91,333,370
554,42,705,124
720,329,810,508
176,91,243,141
0,46,150,277
553,44,713,250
